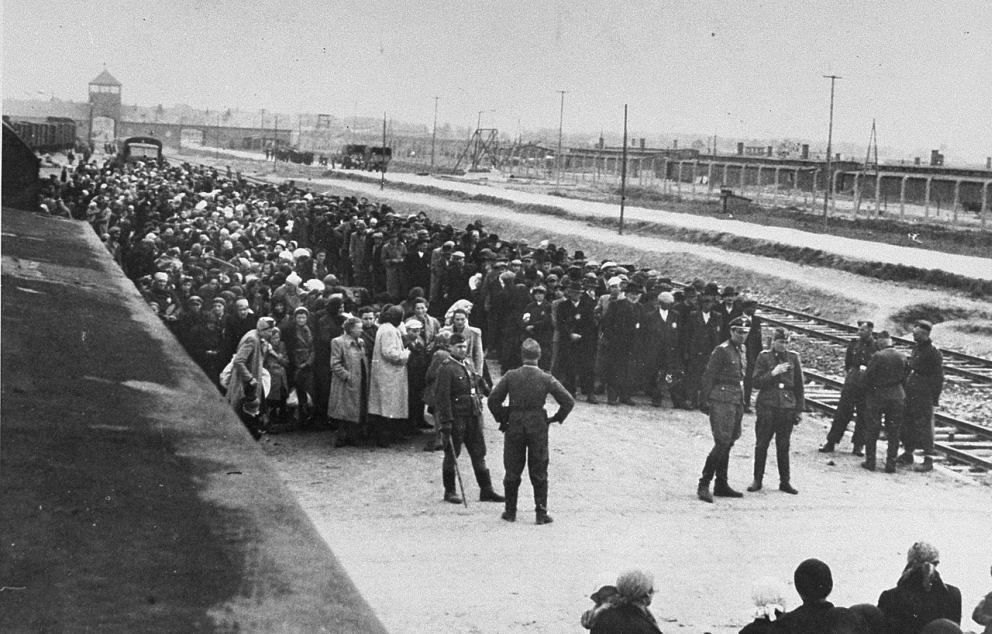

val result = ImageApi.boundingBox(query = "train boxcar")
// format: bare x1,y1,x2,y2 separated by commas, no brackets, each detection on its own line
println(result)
3,116,77,153
2,119,42,210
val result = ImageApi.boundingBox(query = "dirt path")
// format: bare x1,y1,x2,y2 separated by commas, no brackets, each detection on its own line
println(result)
262,401,992,634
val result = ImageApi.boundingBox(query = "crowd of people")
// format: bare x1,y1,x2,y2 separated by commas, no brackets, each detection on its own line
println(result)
587,544,990,634
38,151,949,506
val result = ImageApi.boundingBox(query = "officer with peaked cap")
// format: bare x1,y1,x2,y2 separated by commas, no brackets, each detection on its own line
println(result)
488,339,574,524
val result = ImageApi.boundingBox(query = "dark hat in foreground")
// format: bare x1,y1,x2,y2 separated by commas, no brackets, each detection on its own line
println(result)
448,333,467,345
625,283,644,294
772,327,789,341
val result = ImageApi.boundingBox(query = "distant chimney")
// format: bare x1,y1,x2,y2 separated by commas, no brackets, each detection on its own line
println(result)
930,150,944,166
673,139,678,150
766,146,773,157
801,144,809,159
598,136,604,149
987,157,991,170
915,157,921,166
736,142,744,155
835,153,841,161
640,138,646,149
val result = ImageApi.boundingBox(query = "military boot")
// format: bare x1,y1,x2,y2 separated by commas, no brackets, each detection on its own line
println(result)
502,481,519,522
534,482,553,524
476,469,506,502
697,480,714,503
442,470,462,504
913,456,934,472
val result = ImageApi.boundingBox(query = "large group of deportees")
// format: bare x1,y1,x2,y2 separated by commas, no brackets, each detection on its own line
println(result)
35,152,988,634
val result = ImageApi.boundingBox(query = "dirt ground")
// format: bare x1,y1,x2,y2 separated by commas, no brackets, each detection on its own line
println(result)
262,400,991,634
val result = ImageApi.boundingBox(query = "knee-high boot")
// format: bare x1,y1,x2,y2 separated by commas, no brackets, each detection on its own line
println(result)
476,469,505,502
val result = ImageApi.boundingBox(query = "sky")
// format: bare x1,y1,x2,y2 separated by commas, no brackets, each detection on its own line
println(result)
3,0,991,164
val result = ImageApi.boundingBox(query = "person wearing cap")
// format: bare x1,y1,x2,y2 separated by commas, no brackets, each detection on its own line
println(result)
860,330,907,472
403,238,432,298
747,328,804,494
435,332,504,505
819,320,881,456
143,271,182,324
223,298,256,363
225,316,279,440
442,249,473,315
593,276,624,396
643,291,682,408
429,241,454,315
878,542,962,634
521,285,555,371
900,321,944,472
697,315,751,502
488,338,574,524
554,280,599,403
599,282,646,406
773,559,865,634
683,292,724,410
382,231,407,302
738,299,763,413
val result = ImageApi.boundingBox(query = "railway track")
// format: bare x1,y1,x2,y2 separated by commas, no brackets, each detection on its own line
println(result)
802,368,992,477
756,304,992,386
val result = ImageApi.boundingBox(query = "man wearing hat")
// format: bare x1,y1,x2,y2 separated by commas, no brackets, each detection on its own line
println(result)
599,282,646,405
747,328,804,494
900,321,944,472
554,280,598,403
643,291,682,408
697,315,750,502
521,285,554,371
488,339,574,524
860,330,907,473
683,292,724,410
819,320,880,455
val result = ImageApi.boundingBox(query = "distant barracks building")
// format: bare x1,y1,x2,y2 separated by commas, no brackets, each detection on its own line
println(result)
3,69,290,151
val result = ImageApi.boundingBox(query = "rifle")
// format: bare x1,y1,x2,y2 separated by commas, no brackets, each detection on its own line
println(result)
445,434,469,508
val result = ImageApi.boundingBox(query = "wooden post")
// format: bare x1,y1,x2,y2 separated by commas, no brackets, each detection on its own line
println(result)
924,177,932,218
812,169,821,212
900,176,908,220
619,104,628,235
853,172,861,218
690,161,697,198
832,170,839,215
875,172,882,217
773,167,781,206
707,161,714,193
677,161,684,195
952,179,961,227
741,164,747,197
756,164,763,205
981,181,989,230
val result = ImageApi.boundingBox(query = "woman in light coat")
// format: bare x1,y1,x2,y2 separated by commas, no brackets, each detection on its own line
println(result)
368,305,410,447
329,317,369,447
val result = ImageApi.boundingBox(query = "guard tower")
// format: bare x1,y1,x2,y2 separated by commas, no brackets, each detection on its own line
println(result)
88,69,122,145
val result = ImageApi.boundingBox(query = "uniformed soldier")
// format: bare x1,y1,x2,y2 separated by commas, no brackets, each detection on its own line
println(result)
861,331,907,473
434,333,505,504
899,320,944,472
819,320,880,455
697,315,750,503
747,328,804,494
488,339,575,524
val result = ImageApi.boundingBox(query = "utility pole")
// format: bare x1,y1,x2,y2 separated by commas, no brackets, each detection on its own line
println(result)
822,74,841,226
430,96,439,173
619,104,628,235
381,112,386,190
556,90,567,188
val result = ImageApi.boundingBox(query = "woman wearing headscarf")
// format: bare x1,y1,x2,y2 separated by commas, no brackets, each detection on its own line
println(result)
589,569,663,634
281,306,316,428
226,316,278,440
402,317,431,436
368,305,410,447
328,317,369,447
878,542,962,634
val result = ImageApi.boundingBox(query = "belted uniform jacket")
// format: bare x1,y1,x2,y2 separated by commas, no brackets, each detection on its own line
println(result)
752,349,805,411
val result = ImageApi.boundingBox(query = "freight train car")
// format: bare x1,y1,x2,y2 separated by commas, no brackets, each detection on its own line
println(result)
2,119,42,210
3,116,77,153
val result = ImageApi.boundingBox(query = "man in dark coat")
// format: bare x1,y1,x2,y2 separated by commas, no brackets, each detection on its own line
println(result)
820,320,880,455
434,333,504,505
747,328,804,494
487,339,574,524
554,282,599,403
697,316,749,503
773,559,867,634
878,542,962,634
740,298,764,412
643,291,682,408
860,331,907,473
683,294,724,410
402,237,432,299
599,283,646,405
520,286,554,371
899,320,944,472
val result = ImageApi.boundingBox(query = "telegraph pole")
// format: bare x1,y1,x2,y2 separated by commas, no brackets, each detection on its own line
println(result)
556,90,567,188
381,112,387,190
822,74,841,226
619,104,628,235
430,96,439,173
